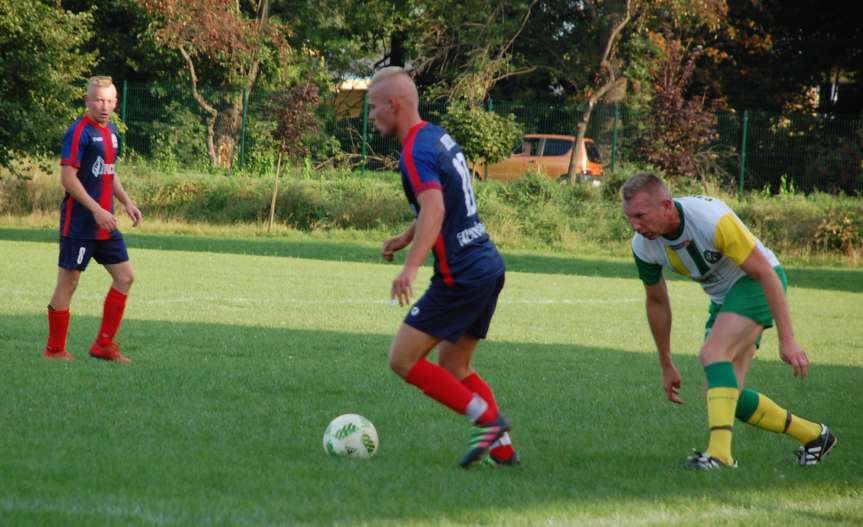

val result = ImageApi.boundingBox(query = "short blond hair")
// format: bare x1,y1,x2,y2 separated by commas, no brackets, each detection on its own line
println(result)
621,172,670,201
88,76,114,90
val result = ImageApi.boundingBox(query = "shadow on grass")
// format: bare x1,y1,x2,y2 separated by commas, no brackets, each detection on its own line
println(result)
2,313,861,526
2,226,861,293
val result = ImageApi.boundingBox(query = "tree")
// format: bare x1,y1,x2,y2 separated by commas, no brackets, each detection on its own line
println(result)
0,0,94,170
636,33,719,187
266,80,322,231
60,0,179,84
282,1,537,101
140,0,289,168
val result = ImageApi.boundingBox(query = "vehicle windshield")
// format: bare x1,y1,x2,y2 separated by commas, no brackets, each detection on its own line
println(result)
512,138,543,156
543,139,572,156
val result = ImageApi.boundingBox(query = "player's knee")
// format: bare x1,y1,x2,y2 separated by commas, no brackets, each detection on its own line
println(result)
62,274,80,293
115,271,134,290
387,349,411,378
699,342,725,366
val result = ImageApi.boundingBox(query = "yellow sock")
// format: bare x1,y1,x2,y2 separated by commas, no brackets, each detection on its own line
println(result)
785,413,822,445
704,386,739,465
739,390,822,444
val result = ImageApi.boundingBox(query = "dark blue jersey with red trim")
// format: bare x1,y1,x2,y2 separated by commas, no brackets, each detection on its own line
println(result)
59,116,120,240
399,121,504,287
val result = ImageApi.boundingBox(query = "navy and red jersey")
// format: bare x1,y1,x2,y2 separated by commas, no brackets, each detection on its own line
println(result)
59,116,120,240
399,121,505,287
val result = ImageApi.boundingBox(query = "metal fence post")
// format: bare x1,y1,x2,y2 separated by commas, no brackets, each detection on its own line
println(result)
610,102,619,174
361,91,369,177
738,110,749,199
240,89,248,169
119,80,128,156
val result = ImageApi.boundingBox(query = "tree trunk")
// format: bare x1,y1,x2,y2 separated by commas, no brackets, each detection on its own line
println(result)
213,92,244,169
390,31,405,67
567,0,631,181
268,151,283,233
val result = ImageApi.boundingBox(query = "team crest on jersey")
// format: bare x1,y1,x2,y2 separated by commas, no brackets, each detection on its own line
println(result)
91,156,116,177
703,250,722,263
111,134,118,149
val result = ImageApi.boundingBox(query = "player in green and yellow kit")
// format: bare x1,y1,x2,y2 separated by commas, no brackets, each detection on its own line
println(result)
622,172,837,469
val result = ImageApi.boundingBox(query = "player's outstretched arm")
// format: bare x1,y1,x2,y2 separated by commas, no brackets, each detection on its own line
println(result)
740,249,809,379
644,279,682,404
112,174,142,227
61,165,117,232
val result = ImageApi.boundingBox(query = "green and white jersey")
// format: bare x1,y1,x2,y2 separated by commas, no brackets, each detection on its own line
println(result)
632,196,780,304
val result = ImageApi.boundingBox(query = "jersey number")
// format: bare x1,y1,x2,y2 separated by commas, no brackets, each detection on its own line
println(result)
452,153,478,217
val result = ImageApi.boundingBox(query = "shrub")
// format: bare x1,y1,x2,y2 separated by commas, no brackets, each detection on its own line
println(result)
442,103,522,165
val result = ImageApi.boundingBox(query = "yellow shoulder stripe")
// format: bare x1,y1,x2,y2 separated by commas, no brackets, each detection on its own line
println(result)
715,213,756,266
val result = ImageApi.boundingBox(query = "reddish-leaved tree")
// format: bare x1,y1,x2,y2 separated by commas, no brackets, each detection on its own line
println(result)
140,0,286,168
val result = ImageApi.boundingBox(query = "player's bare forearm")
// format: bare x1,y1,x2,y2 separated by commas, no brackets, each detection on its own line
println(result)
644,280,673,367
404,190,444,269
112,175,134,208
401,221,416,245
60,166,102,213
741,250,795,344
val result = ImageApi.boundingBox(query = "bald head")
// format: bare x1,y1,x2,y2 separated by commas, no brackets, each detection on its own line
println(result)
367,67,421,140
369,67,419,108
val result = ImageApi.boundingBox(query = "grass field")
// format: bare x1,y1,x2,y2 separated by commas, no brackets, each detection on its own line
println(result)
1,227,861,526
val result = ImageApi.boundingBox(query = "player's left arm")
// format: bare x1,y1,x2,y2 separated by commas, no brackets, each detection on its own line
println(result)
112,175,142,227
382,221,416,261
740,248,809,379
390,189,444,306
715,211,808,378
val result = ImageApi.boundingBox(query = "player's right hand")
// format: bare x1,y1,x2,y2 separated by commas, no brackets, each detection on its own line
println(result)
662,364,683,404
93,207,117,232
391,265,417,307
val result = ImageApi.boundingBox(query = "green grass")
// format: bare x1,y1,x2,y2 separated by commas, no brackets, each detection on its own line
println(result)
1,229,862,526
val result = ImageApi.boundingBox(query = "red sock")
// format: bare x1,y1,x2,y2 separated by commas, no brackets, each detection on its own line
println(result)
462,372,516,460
47,306,70,351
96,287,128,346
405,360,495,423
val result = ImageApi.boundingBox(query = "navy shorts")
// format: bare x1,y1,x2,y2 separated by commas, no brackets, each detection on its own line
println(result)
404,273,505,343
59,235,129,271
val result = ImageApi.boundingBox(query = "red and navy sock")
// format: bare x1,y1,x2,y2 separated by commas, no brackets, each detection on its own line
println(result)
47,305,70,351
96,287,127,346
405,360,496,423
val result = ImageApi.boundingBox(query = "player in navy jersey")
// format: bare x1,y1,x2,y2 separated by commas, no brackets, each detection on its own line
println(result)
43,76,142,363
368,66,517,468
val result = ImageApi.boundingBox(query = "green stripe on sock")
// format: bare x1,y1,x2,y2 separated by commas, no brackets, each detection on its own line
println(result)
735,388,759,422
705,361,738,389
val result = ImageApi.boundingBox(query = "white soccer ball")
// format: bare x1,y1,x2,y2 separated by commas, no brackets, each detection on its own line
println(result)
322,414,379,458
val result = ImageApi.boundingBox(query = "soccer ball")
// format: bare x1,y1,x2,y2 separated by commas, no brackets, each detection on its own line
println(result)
322,414,379,458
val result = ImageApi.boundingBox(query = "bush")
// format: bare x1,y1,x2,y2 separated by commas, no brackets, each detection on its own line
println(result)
442,103,522,165
2,159,860,262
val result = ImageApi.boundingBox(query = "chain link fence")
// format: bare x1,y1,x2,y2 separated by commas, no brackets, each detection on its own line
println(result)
117,82,863,194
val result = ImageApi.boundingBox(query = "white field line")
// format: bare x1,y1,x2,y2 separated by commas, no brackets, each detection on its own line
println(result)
134,297,642,306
